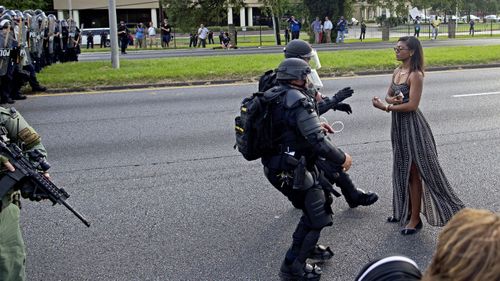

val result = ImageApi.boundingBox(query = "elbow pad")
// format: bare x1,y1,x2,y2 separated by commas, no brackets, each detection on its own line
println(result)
295,108,346,165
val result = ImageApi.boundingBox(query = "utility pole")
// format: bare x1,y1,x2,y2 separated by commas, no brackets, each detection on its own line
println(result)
67,0,72,18
108,0,120,69
159,0,164,23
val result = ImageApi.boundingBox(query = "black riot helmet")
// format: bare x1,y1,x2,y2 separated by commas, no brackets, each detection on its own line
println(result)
276,58,312,81
284,39,313,59
283,39,322,69
0,6,5,15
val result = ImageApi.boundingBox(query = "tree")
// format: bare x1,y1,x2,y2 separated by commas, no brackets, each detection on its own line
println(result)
161,0,244,32
1,0,51,11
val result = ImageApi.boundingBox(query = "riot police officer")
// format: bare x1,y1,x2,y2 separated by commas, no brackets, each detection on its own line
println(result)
260,39,378,209
261,58,353,280
0,106,48,280
0,16,16,104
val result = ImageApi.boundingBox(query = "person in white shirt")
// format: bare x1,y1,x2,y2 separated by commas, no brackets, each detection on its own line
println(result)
147,22,157,48
323,16,333,43
197,24,209,48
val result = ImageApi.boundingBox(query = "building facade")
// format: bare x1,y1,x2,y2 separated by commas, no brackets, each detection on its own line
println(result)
53,0,266,29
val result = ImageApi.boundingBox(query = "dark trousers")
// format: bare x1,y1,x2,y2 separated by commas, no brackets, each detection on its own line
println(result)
291,31,300,40
162,34,171,47
87,40,94,49
0,75,12,102
197,38,206,48
120,37,128,53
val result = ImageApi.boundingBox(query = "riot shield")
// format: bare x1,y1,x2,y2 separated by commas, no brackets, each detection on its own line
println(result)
47,14,56,54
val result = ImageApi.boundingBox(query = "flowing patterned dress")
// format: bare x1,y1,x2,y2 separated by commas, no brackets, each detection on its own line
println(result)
390,75,465,227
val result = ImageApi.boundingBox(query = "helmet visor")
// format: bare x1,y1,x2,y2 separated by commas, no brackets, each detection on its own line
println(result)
306,49,322,70
307,69,323,90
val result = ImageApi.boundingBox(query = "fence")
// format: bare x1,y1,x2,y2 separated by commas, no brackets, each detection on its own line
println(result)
346,22,500,40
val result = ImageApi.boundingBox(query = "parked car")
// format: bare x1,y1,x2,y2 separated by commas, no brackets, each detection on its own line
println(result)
484,15,499,22
460,15,480,22
80,28,111,47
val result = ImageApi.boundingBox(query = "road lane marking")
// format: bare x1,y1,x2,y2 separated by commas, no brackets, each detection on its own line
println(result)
453,91,500,97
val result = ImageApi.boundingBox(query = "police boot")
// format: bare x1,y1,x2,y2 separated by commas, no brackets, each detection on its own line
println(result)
280,259,322,281
31,85,47,92
11,92,27,100
336,172,378,208
308,245,334,261
0,97,15,104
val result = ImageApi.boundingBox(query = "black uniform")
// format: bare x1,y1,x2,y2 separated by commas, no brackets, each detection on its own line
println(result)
258,70,378,209
261,71,348,279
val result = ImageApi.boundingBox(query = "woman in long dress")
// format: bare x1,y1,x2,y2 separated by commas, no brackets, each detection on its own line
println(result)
371,36,465,235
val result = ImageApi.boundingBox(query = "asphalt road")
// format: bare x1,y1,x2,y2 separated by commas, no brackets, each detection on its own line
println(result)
13,67,500,280
79,38,500,61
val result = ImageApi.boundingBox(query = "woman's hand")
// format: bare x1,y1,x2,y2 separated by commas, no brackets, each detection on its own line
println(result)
387,94,403,105
372,96,387,111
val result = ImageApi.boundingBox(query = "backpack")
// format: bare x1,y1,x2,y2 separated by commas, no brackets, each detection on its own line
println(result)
234,90,284,161
258,69,278,92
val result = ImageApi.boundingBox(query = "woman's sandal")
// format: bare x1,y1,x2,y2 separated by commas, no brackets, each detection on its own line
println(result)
400,220,423,235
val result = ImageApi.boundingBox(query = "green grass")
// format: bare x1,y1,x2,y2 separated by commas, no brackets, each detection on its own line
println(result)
39,44,500,90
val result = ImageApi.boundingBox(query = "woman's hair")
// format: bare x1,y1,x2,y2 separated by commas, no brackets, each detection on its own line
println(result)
398,36,425,75
422,208,500,281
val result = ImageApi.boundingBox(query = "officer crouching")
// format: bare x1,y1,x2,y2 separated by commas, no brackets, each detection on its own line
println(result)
261,58,353,280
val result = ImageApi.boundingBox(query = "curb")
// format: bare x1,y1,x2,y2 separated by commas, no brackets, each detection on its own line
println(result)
43,63,500,94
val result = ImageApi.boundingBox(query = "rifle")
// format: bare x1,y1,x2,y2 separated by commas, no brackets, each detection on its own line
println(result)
0,139,90,227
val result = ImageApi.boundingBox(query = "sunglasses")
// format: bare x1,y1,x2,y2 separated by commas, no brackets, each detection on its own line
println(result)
393,47,410,52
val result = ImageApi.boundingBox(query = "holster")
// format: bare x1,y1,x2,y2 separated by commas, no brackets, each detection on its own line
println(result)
286,155,315,191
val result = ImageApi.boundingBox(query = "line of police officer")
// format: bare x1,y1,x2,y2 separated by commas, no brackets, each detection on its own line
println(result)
0,6,82,104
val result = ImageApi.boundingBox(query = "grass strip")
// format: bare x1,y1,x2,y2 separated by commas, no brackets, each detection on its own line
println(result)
39,44,500,90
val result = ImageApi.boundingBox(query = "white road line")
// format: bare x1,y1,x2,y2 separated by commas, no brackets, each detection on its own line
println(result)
453,91,500,98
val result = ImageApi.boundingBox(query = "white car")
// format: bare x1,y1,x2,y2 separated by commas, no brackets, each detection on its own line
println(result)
80,28,111,47
460,15,480,22
484,15,498,21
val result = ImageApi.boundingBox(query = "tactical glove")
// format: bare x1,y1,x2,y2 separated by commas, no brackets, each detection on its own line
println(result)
331,87,354,105
333,103,352,114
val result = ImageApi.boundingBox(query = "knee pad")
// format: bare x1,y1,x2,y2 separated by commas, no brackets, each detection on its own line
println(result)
304,187,333,229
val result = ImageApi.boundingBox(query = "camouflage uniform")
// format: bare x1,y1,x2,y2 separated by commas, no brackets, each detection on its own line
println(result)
0,106,46,281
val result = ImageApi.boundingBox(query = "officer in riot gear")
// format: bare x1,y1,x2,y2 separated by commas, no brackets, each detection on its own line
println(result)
0,17,16,104
9,10,28,100
8,10,47,98
46,14,57,64
66,17,80,61
33,11,47,69
59,19,69,62
259,39,378,209
261,58,354,280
